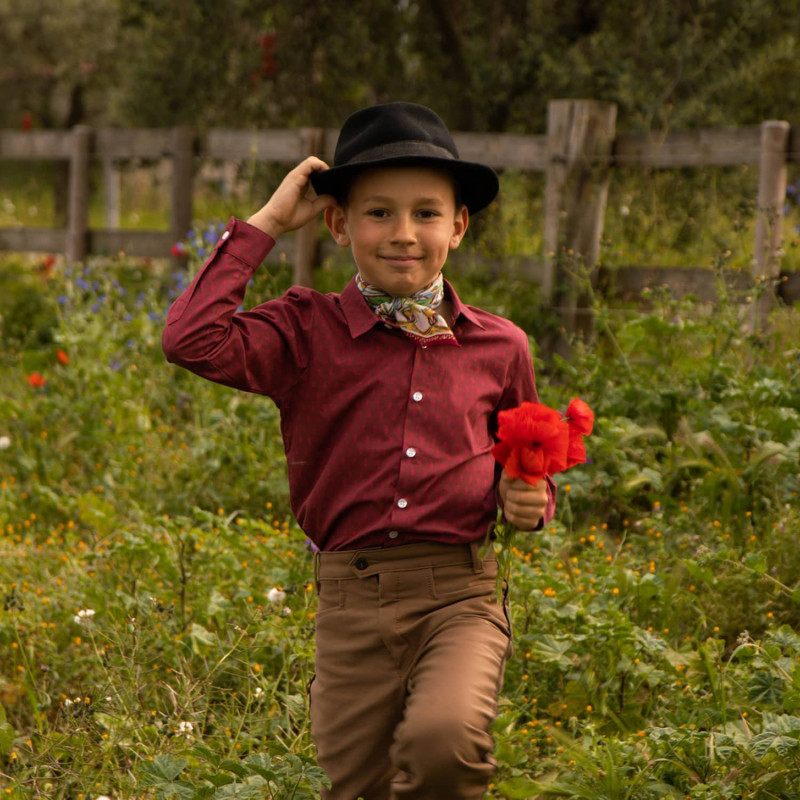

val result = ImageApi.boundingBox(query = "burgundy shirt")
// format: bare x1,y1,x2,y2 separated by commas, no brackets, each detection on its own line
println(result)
163,217,555,551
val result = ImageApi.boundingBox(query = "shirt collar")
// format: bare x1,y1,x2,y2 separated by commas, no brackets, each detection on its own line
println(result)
339,275,486,339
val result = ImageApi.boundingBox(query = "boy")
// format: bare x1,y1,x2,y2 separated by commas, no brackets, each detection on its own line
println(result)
163,102,555,800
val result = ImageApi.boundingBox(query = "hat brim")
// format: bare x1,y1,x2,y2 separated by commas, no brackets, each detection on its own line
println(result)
310,155,499,216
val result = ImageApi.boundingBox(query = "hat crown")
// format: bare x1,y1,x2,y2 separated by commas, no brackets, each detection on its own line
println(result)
334,102,459,167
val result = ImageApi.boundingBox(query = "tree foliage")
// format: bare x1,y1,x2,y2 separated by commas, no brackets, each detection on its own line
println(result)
0,0,798,133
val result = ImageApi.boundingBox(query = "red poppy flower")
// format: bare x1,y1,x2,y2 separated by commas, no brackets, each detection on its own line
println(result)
566,426,587,468
566,397,594,435
56,350,69,365
491,402,570,486
28,372,47,388
492,398,595,485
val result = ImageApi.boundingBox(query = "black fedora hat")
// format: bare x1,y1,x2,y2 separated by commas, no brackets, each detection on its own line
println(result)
310,102,499,215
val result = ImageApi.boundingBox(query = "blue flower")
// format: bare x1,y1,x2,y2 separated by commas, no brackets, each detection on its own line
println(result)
197,247,206,258
203,228,219,245
57,295,68,305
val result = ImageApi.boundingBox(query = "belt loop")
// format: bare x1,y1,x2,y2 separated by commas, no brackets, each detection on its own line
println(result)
470,540,483,573
313,550,321,592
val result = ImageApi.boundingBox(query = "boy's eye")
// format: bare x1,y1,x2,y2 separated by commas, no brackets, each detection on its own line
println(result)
367,209,389,218
417,210,439,219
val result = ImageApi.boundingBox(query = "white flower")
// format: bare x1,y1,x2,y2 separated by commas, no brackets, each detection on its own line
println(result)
281,606,292,617
254,687,264,699
0,436,11,450
73,608,96,624
620,205,630,217
96,796,112,800
63,698,73,707
267,587,286,605
176,720,193,737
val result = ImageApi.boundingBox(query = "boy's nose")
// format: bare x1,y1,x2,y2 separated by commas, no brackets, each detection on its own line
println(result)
390,215,417,243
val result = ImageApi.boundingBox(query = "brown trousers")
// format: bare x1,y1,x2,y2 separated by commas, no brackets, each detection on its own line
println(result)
310,540,511,800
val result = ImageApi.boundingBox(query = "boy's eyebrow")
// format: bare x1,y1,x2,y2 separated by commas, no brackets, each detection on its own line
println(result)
358,195,447,206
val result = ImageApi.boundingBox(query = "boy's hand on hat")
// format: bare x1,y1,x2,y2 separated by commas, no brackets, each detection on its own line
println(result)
499,471,548,531
248,156,336,238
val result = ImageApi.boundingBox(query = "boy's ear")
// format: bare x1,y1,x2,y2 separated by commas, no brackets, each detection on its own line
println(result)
449,204,469,250
325,205,351,247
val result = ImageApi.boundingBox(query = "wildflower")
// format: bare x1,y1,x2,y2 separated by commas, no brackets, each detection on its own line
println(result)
267,587,287,604
254,687,264,699
73,608,96,624
176,720,193,738
56,350,69,365
27,372,47,388
170,242,185,257
0,436,10,450
491,403,569,486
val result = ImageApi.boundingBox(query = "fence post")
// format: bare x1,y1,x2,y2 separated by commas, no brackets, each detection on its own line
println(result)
66,125,92,263
170,127,195,259
293,127,325,287
752,120,790,328
103,158,122,228
543,100,616,340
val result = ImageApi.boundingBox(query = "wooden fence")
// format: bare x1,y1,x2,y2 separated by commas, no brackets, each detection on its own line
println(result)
1,100,798,320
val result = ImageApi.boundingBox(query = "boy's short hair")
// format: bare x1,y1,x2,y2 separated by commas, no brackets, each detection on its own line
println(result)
311,102,498,215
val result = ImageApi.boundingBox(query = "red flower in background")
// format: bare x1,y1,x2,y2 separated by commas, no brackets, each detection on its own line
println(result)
56,350,69,365
492,398,594,486
28,372,47,388
565,397,594,468
566,397,594,435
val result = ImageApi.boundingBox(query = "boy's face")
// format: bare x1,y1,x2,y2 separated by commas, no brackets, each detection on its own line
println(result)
325,166,469,297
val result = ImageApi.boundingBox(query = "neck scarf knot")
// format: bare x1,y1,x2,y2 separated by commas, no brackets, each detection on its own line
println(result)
357,273,459,347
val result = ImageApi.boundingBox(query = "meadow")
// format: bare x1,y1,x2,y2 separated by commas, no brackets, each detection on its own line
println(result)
0,174,799,798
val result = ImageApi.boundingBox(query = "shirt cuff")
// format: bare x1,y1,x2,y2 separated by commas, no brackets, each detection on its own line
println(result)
215,216,275,269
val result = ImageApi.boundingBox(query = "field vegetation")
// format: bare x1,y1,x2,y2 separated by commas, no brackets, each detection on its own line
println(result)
0,198,798,798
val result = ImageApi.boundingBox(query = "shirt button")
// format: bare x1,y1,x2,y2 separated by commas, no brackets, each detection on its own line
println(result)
355,557,368,570
221,230,230,241
406,447,416,458
412,392,423,402
388,530,399,539
397,498,408,509
421,345,428,350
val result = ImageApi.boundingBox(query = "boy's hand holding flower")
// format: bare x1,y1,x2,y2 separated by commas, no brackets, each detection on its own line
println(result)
498,474,548,530
493,397,594,532
248,156,337,238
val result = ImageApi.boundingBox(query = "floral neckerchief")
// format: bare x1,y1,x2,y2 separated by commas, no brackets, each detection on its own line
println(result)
356,272,458,347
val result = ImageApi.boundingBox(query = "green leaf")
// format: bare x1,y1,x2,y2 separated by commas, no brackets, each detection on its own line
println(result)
748,731,800,761
0,705,15,757
528,635,573,669
242,753,277,780
138,755,189,783
743,552,768,574
207,588,233,618
189,622,218,653
211,775,268,799
494,776,541,799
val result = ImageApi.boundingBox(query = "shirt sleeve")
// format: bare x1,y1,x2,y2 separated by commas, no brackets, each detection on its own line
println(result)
494,324,557,527
162,216,314,405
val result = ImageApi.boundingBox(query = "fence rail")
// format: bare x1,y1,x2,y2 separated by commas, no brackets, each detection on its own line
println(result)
1,101,798,325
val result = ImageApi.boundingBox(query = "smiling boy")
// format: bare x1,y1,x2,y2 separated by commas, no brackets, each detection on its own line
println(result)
163,102,554,800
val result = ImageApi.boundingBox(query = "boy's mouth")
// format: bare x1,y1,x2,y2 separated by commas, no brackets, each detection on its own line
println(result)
380,254,422,265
